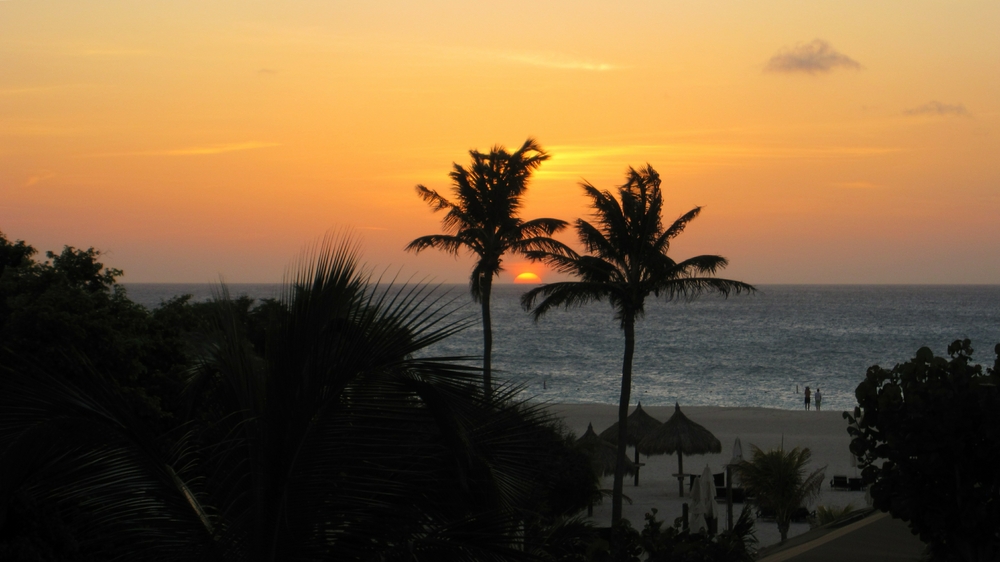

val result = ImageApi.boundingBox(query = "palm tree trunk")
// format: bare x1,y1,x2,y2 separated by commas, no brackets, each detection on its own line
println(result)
612,314,635,526
481,276,493,400
634,447,640,486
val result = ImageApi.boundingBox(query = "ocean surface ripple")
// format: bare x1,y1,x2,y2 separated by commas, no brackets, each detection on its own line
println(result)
125,283,1000,412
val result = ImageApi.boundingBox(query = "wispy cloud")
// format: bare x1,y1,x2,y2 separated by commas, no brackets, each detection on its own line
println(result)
24,170,56,187
0,120,79,137
428,44,616,71
904,101,970,117
765,40,861,75
549,143,898,161
496,52,615,71
0,84,101,97
0,86,65,96
830,180,880,189
79,48,151,57
151,142,280,156
225,23,616,72
533,143,900,179
87,142,280,157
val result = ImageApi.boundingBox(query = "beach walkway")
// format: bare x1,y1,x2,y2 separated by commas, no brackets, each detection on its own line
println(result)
756,510,925,561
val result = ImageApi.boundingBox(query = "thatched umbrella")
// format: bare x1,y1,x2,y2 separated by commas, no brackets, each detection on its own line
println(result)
638,403,721,497
577,423,637,477
599,402,663,485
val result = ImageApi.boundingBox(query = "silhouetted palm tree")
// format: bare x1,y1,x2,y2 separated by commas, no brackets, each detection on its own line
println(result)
521,165,755,526
736,445,825,542
0,235,572,561
406,138,568,399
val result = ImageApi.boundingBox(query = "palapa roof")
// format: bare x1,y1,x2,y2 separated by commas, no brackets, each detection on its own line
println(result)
598,403,663,454
638,403,721,456
577,423,637,477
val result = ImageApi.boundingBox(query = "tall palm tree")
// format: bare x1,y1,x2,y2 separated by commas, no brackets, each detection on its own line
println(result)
521,165,755,526
736,445,825,542
0,235,573,561
406,138,568,399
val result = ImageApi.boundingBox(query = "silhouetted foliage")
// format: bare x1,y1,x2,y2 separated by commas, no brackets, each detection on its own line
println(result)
811,503,855,528
526,431,601,520
735,445,824,542
583,508,757,562
0,232,183,430
847,339,1000,562
0,232,282,435
0,232,35,279
0,491,89,562
640,507,757,562
406,138,568,398
1,234,597,561
522,165,754,525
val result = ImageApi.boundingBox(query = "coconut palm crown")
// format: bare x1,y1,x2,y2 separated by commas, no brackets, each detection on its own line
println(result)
406,138,569,398
521,164,755,526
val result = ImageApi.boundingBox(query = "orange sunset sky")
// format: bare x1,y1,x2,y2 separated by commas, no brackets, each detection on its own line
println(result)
2,1,998,284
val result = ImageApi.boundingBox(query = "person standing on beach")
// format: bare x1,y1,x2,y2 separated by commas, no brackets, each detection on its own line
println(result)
804,386,811,410
815,388,822,411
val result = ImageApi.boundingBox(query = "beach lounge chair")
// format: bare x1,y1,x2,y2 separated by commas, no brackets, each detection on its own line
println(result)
830,475,849,490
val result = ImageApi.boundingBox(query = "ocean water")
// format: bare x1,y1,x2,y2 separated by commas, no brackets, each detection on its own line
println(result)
124,283,1000,412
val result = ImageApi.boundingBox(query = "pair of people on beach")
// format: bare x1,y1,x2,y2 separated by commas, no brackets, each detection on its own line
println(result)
804,386,822,410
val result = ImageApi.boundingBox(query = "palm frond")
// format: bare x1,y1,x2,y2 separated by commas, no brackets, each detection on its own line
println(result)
517,217,569,237
0,359,217,560
415,184,455,212
655,206,702,249
673,254,730,275
405,234,467,256
507,236,573,257
652,277,757,302
520,282,621,321
575,219,621,266
523,249,582,274
579,184,626,250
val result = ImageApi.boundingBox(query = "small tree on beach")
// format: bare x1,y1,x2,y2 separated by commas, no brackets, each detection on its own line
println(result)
521,165,754,526
736,445,824,543
406,138,568,399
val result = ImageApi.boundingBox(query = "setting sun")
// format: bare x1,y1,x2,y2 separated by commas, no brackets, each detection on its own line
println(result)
513,272,542,284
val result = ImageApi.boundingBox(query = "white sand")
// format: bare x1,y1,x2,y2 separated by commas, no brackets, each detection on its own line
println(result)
546,403,868,547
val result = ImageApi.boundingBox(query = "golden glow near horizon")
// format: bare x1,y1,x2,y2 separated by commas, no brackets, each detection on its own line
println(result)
2,1,998,283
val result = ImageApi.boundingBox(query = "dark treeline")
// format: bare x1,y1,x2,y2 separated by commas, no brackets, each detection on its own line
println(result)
0,231,757,561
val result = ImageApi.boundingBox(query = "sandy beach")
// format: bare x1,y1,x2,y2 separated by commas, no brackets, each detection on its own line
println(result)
546,403,868,548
